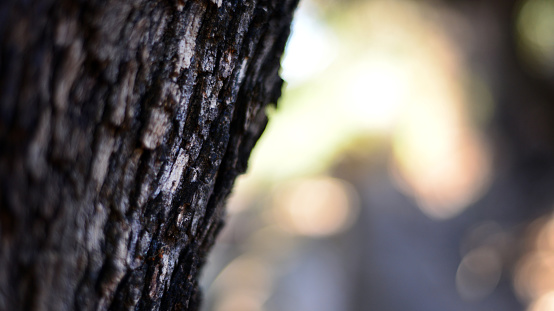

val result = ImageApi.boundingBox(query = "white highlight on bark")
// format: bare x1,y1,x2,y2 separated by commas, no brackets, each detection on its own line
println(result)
27,108,51,179
148,265,160,299
236,58,249,86
98,225,130,310
87,204,108,271
174,11,204,75
163,148,189,194
211,0,222,8
111,62,137,125
190,196,205,236
158,255,169,292
141,107,170,149
132,229,152,268
153,15,169,45
220,50,235,78
53,40,83,111
91,128,115,191
160,81,181,107
176,204,189,228
147,247,179,300
209,97,218,109
54,18,78,47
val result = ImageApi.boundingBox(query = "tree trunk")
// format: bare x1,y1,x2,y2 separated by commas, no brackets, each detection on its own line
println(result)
0,0,298,310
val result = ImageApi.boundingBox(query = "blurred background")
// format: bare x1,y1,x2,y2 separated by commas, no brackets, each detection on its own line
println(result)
200,0,554,310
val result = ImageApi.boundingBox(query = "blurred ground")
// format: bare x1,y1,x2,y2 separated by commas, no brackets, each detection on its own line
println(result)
200,0,554,310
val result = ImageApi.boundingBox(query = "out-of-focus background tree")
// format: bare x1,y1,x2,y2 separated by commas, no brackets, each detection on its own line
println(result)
200,0,554,310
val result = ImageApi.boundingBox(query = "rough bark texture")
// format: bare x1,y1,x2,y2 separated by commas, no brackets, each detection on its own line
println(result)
0,0,298,310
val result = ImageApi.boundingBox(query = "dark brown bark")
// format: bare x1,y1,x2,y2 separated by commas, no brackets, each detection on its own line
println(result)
0,0,298,310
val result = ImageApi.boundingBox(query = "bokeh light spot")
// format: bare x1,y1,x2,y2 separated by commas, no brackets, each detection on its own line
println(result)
528,291,554,311
515,216,554,307
516,0,554,74
456,247,502,301
272,177,359,237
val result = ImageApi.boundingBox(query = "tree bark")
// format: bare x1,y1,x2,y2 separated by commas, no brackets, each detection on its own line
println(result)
0,0,298,310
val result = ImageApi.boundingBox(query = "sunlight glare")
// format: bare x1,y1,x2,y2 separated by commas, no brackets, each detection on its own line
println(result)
281,1,337,87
